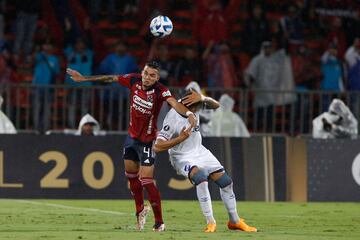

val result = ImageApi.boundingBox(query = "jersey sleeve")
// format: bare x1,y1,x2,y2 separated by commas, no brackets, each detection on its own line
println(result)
117,73,140,88
157,113,177,141
159,85,172,101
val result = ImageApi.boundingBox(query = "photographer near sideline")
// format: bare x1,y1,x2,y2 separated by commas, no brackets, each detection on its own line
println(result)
312,99,358,139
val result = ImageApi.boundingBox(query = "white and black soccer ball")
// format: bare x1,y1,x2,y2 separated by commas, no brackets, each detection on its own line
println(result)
150,15,173,38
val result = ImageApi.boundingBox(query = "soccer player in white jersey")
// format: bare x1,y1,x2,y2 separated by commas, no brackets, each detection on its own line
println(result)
153,89,257,233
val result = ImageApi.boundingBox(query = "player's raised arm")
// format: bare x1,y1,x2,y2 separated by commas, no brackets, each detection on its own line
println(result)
66,68,118,83
153,126,192,153
182,89,220,110
166,97,197,128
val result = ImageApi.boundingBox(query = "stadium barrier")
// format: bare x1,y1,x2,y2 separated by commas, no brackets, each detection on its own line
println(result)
1,83,360,135
0,134,359,201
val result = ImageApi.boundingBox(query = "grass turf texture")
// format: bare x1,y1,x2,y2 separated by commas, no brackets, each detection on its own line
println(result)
0,200,359,240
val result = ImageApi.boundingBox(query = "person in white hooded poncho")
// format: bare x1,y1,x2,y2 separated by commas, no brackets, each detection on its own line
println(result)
312,99,358,139
75,113,102,136
208,94,250,137
0,96,17,134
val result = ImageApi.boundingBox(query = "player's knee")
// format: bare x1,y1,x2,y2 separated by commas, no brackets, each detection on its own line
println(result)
190,170,208,186
140,177,154,186
214,172,233,188
125,171,139,179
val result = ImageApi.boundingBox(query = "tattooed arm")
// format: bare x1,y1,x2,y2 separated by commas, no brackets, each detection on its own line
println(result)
66,68,118,83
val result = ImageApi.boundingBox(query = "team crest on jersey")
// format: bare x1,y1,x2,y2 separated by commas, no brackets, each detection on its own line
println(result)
147,94,153,103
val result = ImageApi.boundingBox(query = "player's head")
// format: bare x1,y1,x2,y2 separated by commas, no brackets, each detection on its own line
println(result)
142,61,161,88
180,90,202,112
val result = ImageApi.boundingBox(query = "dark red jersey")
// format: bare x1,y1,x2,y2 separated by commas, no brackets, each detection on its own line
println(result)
118,73,172,143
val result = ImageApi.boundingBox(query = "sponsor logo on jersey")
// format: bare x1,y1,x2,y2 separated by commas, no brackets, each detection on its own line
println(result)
162,90,171,98
144,159,150,164
133,95,153,109
163,125,170,131
132,103,152,115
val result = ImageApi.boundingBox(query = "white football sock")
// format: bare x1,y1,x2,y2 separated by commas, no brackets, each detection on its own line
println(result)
220,183,240,223
196,181,216,224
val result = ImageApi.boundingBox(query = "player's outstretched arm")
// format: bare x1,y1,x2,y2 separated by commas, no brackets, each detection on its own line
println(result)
167,97,197,128
182,89,220,110
66,68,118,83
153,126,192,153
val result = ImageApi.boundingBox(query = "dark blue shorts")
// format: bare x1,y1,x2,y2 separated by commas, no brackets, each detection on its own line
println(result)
123,135,156,166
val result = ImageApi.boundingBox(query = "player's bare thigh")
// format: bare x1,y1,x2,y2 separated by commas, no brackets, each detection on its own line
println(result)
139,165,155,178
124,160,155,178
124,159,140,173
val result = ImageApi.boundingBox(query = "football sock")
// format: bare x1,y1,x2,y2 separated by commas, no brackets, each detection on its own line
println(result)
141,177,163,224
196,181,216,224
125,171,144,215
220,183,240,224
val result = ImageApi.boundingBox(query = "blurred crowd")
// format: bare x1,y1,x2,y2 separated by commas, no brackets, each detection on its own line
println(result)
0,0,359,134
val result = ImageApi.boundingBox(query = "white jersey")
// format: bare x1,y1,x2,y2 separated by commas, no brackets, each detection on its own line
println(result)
157,109,223,177
157,109,207,157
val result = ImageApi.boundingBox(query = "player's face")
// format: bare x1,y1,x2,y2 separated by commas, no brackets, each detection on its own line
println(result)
141,66,160,88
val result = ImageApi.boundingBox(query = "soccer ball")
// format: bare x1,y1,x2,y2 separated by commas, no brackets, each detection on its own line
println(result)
150,15,173,38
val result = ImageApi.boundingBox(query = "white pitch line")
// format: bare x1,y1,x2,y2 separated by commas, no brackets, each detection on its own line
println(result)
15,200,128,216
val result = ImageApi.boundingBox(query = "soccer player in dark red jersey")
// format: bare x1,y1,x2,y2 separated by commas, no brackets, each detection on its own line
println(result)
66,61,196,232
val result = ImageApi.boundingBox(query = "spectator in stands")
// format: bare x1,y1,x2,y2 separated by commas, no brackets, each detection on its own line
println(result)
97,40,138,129
64,37,94,128
292,44,320,90
320,43,344,91
345,38,360,91
243,4,270,57
244,40,296,132
208,94,250,137
313,98,358,139
325,17,347,59
280,4,304,50
344,38,360,119
194,0,240,48
203,41,238,88
0,95,16,134
32,39,60,133
172,46,200,87
13,0,41,62
75,113,101,136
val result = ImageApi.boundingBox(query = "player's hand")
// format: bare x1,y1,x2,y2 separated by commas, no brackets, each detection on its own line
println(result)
179,126,192,140
182,89,202,107
66,68,85,82
187,113,197,129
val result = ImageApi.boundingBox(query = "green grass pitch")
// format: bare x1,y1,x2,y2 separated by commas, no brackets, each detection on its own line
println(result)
0,199,359,240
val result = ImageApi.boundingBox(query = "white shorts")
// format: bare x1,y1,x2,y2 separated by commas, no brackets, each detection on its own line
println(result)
169,149,224,177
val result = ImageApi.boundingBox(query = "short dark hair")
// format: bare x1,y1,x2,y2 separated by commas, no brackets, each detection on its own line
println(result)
145,61,161,72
